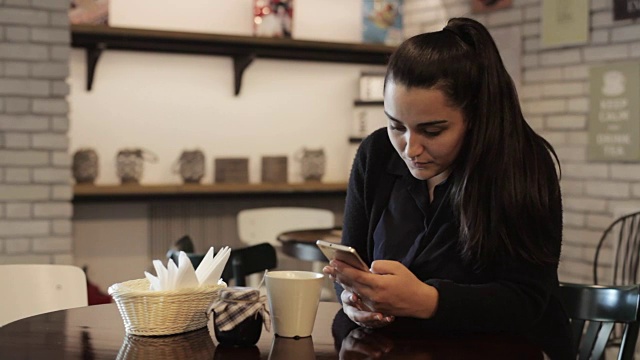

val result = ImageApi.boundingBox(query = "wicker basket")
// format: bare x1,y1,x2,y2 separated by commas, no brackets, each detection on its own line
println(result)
108,278,226,336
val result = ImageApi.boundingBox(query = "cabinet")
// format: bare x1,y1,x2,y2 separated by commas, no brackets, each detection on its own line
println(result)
71,25,395,95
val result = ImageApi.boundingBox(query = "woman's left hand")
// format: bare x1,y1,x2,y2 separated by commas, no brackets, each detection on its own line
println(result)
325,259,439,319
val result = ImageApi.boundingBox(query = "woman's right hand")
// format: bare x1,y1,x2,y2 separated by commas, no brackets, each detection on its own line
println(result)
340,289,394,329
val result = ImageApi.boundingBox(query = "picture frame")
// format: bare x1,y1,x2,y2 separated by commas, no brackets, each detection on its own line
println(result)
69,0,109,26
261,156,288,183
253,0,294,38
471,0,513,13
614,0,640,20
541,0,589,48
362,0,404,46
215,158,249,184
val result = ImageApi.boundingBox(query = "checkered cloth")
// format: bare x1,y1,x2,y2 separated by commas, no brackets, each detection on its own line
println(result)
210,287,271,332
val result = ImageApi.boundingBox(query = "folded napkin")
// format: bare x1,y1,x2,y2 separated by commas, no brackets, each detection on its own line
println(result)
196,246,231,286
144,246,231,291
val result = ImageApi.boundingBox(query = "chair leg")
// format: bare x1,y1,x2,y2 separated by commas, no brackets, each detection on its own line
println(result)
619,323,640,360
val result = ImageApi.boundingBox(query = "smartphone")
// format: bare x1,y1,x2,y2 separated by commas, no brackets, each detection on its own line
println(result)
316,240,369,271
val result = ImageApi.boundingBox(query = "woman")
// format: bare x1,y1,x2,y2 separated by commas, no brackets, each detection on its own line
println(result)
323,17,572,359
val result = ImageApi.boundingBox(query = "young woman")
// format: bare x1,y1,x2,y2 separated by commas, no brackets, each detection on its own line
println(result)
323,17,572,359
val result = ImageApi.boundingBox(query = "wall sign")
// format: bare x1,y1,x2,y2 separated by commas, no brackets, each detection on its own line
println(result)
471,0,513,13
588,62,640,161
614,0,640,20
541,0,589,48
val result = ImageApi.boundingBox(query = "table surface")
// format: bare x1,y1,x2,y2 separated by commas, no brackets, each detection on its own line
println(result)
0,301,545,359
277,228,342,262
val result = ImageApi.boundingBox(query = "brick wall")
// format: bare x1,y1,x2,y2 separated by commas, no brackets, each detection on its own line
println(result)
404,0,640,284
0,0,72,264
1,0,636,275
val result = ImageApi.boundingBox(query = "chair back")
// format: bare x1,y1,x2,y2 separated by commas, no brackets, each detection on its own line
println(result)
170,243,277,287
237,207,334,246
559,282,640,360
223,243,277,286
0,264,88,326
593,211,640,285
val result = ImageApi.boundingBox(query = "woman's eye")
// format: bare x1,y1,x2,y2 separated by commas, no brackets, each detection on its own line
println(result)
424,129,443,137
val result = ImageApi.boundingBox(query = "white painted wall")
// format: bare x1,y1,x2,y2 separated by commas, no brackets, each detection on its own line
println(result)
69,0,384,185
110,0,363,43
70,0,386,290
74,203,149,290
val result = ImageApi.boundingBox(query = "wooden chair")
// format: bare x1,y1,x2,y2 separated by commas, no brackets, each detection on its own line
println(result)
0,264,88,327
559,282,640,360
170,243,277,287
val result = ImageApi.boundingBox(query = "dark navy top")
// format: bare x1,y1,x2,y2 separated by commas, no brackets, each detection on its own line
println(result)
338,128,573,359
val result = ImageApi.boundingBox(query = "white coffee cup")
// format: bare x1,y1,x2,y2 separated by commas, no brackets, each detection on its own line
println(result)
265,271,324,338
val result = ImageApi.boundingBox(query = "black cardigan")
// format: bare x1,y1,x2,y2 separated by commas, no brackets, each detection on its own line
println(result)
338,128,573,359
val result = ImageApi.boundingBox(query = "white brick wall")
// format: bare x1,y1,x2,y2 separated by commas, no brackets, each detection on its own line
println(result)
585,214,614,230
0,1,71,264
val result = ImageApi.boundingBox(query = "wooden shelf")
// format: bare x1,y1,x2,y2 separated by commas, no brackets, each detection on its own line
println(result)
73,182,347,202
71,25,395,95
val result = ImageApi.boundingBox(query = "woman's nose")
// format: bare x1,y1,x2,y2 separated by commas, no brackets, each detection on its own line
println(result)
404,133,423,159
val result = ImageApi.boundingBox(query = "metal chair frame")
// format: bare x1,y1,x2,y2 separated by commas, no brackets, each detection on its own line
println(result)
593,211,640,286
559,282,640,360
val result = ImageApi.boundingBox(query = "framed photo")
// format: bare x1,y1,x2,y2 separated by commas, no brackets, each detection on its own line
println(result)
614,0,640,20
69,0,109,25
471,0,513,13
215,158,249,184
254,0,294,38
261,156,288,183
362,0,403,46
541,0,589,48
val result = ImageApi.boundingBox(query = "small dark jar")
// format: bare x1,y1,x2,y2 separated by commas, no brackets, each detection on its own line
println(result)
211,287,267,347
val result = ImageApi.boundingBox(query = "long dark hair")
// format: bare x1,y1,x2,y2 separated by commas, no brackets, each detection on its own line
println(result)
385,17,561,268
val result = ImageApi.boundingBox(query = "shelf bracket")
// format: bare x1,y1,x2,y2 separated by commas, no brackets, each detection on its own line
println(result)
232,53,256,96
85,44,105,91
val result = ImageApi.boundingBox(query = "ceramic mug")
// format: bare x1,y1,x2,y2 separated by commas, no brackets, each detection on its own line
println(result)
264,271,324,338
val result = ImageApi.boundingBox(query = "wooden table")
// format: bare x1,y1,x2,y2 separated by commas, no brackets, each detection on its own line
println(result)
0,301,545,359
277,228,342,262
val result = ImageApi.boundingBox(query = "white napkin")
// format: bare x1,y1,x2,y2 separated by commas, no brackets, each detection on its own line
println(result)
153,260,169,290
145,246,231,291
175,251,199,289
195,246,216,285
200,246,231,286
